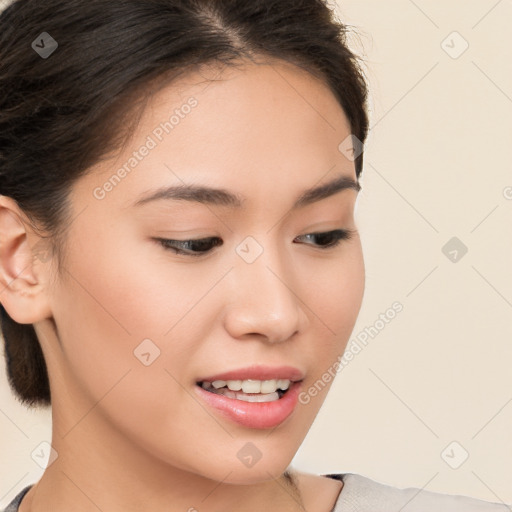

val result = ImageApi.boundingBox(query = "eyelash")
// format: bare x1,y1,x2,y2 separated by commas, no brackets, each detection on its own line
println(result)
155,229,356,257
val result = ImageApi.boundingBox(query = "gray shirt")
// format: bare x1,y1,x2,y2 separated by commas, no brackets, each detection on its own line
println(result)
2,473,509,511
326,473,510,511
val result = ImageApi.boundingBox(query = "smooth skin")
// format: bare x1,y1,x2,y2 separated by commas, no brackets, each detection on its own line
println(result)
0,57,364,512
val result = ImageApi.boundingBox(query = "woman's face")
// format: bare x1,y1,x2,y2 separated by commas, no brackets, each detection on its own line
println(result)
39,59,365,484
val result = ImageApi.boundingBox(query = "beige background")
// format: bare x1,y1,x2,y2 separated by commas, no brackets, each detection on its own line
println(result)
1,0,511,507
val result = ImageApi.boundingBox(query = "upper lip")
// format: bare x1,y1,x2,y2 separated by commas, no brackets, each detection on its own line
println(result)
196,364,304,383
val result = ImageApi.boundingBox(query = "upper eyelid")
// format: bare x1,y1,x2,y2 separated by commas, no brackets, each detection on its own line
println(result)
156,228,353,254
162,229,348,242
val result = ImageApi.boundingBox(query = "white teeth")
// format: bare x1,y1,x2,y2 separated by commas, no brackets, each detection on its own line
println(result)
260,380,277,393
201,378,292,394
226,380,242,391
206,387,281,402
242,380,261,393
236,391,280,402
277,379,290,391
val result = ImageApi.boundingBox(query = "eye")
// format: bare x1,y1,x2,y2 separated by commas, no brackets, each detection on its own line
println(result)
154,229,355,257
155,236,223,257
293,229,356,249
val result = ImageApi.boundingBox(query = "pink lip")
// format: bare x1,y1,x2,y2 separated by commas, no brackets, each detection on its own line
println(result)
195,380,302,429
196,364,305,383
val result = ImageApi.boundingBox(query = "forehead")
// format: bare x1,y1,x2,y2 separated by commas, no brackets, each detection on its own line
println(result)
77,58,356,215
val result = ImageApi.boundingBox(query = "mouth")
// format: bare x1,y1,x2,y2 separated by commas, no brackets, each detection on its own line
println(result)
196,378,295,402
194,378,304,429
193,365,305,428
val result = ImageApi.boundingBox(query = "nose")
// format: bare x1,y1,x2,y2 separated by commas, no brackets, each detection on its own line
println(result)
222,242,309,343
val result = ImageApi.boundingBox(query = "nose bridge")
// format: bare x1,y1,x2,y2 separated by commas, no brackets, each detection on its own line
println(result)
223,233,307,341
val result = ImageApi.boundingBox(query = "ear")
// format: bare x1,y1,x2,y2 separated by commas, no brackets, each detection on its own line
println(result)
0,195,53,324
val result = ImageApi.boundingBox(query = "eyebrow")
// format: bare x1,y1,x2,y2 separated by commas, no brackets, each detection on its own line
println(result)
132,174,360,210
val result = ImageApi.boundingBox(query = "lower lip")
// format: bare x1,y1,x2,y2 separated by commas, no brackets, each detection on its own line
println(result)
194,381,302,429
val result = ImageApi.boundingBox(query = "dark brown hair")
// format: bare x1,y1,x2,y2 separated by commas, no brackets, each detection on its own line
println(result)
0,0,369,408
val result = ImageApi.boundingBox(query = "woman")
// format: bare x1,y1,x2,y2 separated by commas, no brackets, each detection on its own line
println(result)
0,1,508,510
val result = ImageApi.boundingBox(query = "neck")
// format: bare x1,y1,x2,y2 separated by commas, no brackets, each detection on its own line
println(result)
20,410,304,512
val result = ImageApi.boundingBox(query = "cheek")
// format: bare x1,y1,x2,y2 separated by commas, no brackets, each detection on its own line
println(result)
298,241,364,395
51,241,206,451
335,241,365,325
50,237,169,399
51,230,225,401
61,229,203,338
306,241,365,334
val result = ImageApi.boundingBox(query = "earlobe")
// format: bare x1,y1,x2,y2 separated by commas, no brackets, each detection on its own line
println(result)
0,195,53,324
